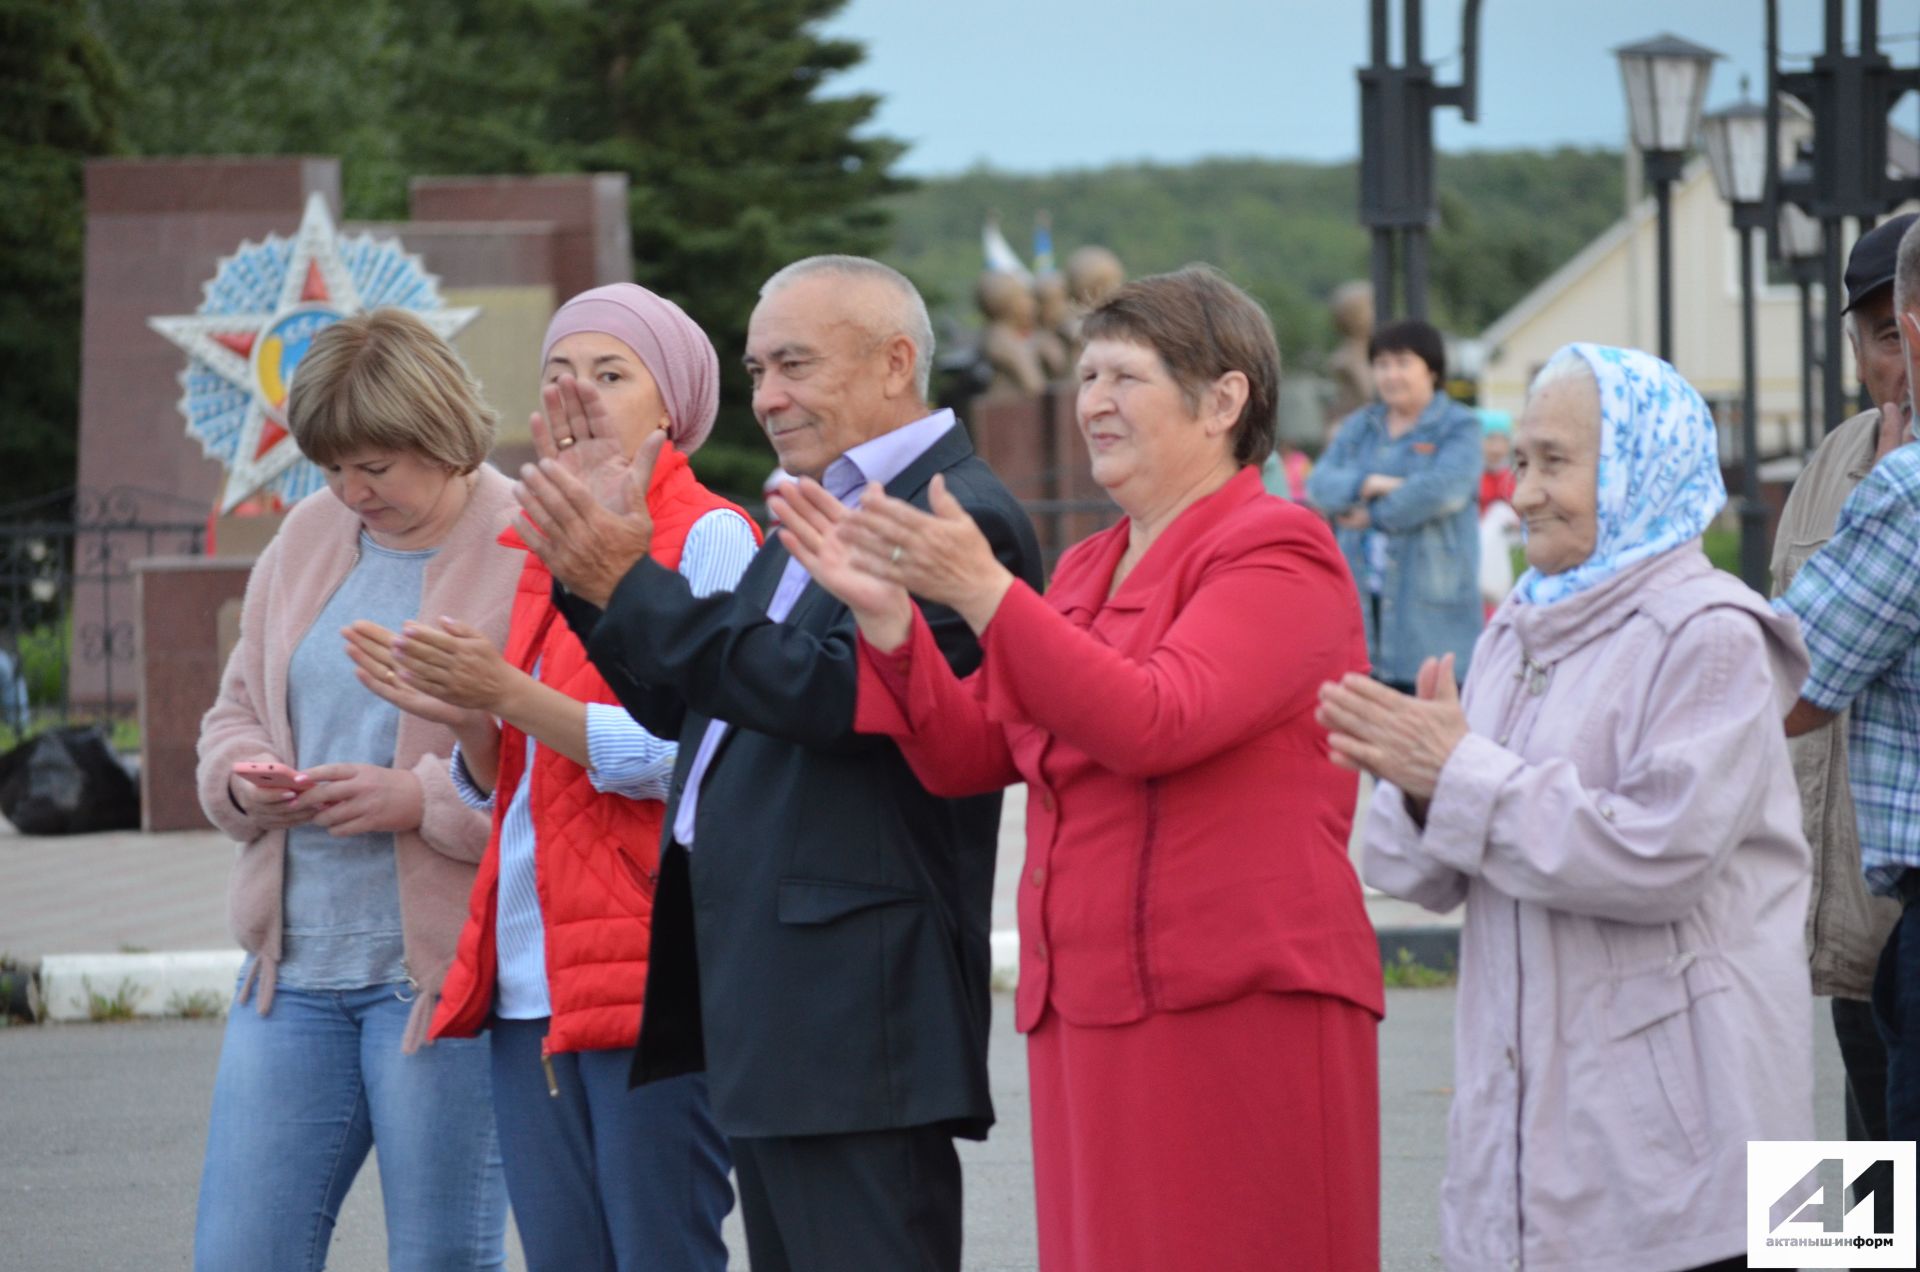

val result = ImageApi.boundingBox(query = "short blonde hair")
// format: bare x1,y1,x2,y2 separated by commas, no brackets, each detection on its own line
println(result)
288,309,495,472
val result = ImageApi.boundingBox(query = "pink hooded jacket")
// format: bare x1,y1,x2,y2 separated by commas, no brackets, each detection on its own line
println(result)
1364,546,1814,1272
195,467,521,1051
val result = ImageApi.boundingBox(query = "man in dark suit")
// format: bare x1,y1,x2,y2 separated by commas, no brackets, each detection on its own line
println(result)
512,255,1044,1272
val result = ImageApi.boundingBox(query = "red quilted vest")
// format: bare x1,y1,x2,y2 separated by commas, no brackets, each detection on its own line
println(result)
429,442,758,1054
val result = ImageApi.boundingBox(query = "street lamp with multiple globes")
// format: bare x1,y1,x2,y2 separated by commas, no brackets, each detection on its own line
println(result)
1776,157,1827,456
1699,94,1772,591
1614,34,1720,363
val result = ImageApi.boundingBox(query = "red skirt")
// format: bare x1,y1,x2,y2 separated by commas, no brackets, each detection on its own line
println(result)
1026,991,1379,1272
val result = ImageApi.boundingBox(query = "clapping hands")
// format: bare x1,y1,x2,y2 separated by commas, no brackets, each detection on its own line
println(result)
514,374,663,607
769,473,1015,648
1315,654,1468,800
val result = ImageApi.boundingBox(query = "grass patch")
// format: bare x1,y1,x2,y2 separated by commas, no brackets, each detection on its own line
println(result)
16,617,68,710
1702,527,1741,577
1382,947,1456,989
0,713,141,756
166,989,226,1019
82,975,147,1022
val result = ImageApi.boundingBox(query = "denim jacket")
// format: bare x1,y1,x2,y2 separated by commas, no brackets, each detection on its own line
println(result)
1306,394,1483,684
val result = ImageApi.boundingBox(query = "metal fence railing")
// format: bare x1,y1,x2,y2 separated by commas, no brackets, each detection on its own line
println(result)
0,487,208,729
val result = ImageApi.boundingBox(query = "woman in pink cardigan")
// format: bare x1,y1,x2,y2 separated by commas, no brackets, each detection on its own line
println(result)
192,310,522,1271
1320,344,1813,1272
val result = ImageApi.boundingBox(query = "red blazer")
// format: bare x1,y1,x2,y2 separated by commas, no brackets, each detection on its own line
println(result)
430,443,758,1054
858,466,1384,1033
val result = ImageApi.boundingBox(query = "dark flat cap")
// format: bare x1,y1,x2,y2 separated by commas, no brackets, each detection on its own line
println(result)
1845,212,1920,312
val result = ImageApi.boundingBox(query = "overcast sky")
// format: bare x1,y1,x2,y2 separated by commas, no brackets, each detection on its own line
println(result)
819,1,1905,174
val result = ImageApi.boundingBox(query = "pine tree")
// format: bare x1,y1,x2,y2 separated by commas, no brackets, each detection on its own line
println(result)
543,0,911,470
87,0,908,492
0,0,123,505
87,0,405,215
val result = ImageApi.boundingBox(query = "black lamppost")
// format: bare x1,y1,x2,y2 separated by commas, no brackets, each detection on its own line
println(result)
1358,0,1482,322
1769,0,1920,437
1777,158,1826,455
1615,34,1720,365
1701,95,1772,591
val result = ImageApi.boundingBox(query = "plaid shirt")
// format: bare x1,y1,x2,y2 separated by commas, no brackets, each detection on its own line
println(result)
1779,444,1920,896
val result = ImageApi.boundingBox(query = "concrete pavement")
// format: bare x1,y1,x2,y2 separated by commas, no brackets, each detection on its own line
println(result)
0,779,1477,1267
0,820,232,959
0,986,1852,1270
0,791,1850,1271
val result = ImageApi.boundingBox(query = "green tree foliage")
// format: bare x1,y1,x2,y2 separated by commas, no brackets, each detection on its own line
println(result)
545,1,908,462
383,0,569,199
45,0,1626,506
885,148,1626,369
85,0,903,487
0,0,122,506
86,0,406,215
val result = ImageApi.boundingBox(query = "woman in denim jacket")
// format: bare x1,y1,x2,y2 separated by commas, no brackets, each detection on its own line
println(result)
1306,318,1482,687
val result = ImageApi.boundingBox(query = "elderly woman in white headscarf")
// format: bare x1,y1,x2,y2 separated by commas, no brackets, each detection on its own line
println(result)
1317,344,1814,1272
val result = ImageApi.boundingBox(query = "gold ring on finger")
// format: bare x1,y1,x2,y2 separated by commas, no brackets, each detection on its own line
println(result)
557,436,577,449
890,544,903,564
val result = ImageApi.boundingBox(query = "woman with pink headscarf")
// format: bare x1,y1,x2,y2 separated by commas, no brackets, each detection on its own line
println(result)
345,283,760,1270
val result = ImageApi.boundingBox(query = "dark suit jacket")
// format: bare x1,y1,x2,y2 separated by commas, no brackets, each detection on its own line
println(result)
556,424,1044,1140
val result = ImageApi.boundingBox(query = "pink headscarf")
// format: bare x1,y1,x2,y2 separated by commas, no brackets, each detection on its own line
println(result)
540,283,720,454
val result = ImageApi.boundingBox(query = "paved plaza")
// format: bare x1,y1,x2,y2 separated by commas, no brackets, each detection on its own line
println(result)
0,794,1846,1270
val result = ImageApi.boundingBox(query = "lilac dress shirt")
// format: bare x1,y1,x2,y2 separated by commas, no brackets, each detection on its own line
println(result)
670,409,958,848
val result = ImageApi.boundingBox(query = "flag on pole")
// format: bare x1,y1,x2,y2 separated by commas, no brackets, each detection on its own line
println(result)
983,214,1033,280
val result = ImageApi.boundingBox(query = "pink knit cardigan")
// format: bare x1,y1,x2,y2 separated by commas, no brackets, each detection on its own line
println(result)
195,466,523,1050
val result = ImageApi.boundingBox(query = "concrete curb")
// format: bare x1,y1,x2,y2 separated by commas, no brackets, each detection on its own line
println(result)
23,923,1460,1023
35,950,243,1023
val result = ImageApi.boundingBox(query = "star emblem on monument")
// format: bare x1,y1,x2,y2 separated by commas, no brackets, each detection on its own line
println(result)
149,193,480,513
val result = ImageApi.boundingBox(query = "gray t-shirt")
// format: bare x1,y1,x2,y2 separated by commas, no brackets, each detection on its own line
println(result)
276,533,436,991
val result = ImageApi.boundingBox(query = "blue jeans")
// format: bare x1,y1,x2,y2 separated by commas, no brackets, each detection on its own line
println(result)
193,982,508,1272
488,1017,733,1271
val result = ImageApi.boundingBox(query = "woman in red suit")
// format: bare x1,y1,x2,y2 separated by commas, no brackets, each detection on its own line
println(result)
771,267,1382,1271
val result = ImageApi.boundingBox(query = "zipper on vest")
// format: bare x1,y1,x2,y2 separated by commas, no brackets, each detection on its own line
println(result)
540,1037,558,1098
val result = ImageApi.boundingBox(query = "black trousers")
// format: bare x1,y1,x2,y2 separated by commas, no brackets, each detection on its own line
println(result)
1833,994,1891,1141
730,1125,962,1272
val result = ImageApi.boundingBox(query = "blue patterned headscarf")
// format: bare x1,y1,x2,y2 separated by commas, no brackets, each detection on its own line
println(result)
1511,343,1726,606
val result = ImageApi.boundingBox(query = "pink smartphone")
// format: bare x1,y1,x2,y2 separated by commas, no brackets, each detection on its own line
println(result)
233,761,314,793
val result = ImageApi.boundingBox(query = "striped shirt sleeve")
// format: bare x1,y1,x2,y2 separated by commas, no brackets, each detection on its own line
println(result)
584,508,760,800
447,742,496,811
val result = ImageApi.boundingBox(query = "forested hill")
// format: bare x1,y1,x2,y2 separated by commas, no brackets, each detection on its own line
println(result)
882,148,1625,365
